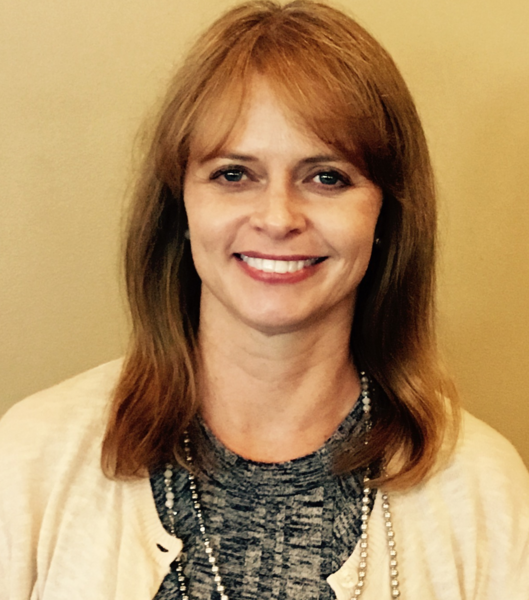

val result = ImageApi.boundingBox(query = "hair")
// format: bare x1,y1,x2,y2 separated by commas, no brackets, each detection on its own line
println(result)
102,0,459,489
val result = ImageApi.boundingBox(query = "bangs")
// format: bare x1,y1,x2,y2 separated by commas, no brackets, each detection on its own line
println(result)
186,13,396,182
186,69,249,163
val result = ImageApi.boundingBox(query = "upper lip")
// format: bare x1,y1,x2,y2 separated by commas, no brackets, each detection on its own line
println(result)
235,251,326,261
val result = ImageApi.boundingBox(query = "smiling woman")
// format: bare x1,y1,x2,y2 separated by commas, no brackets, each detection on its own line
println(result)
183,76,382,338
0,1,528,600
109,0,445,488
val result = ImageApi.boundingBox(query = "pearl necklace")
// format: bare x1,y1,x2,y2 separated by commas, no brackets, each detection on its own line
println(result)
162,373,401,600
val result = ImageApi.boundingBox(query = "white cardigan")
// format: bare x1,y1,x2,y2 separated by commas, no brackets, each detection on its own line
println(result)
0,361,528,600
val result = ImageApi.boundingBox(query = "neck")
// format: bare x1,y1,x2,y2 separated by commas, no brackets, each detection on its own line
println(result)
196,301,360,462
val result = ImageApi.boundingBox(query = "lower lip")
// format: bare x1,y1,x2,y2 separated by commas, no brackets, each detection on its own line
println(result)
236,257,324,284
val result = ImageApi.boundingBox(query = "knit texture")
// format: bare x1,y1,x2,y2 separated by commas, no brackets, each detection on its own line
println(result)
151,400,373,600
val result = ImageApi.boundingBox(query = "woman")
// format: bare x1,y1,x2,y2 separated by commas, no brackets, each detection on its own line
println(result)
1,1,528,599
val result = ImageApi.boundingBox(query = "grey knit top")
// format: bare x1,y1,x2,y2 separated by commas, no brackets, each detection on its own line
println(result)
150,397,372,600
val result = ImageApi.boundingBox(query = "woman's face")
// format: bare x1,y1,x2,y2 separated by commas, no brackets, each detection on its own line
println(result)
183,77,382,336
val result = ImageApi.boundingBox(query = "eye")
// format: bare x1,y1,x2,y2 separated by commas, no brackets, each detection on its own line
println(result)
211,167,248,183
312,170,351,188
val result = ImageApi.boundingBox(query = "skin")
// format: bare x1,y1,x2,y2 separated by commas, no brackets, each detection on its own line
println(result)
183,77,382,462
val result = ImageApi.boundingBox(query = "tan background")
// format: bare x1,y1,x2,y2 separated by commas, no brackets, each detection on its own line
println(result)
1,0,528,466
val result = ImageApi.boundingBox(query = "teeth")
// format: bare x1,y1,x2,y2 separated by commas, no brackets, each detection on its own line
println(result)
241,255,319,274
262,259,275,272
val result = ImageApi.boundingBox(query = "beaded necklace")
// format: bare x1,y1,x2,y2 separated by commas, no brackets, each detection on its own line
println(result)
162,373,401,599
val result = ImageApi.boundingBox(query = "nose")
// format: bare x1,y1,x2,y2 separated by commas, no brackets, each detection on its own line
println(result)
249,180,307,238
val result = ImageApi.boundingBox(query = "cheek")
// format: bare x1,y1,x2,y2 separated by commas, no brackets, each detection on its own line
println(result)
184,192,241,274
185,188,253,250
326,210,379,258
318,185,381,244
184,188,222,247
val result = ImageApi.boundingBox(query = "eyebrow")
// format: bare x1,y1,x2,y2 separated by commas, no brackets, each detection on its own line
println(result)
301,154,346,164
214,153,259,162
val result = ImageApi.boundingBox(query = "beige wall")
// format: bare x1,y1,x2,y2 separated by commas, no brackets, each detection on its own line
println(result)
1,0,528,466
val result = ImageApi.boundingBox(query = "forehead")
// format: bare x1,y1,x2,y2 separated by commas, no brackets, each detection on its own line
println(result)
186,62,374,179
189,76,334,161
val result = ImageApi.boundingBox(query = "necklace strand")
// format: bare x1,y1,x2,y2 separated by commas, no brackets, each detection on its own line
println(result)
163,372,400,599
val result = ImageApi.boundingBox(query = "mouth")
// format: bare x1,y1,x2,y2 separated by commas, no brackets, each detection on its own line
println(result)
235,253,327,274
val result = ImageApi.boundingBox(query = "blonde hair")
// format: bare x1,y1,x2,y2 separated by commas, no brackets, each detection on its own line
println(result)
102,0,459,489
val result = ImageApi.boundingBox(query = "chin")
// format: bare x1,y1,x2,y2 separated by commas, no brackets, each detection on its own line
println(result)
248,322,308,337
237,307,328,337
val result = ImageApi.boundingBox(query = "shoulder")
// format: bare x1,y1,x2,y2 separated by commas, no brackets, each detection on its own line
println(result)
381,411,529,598
0,359,123,488
0,360,177,599
446,410,529,493
408,410,529,514
0,359,123,447
441,411,529,535
389,411,529,598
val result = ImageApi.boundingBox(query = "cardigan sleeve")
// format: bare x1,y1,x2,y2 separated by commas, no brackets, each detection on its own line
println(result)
328,411,529,600
0,360,182,600
0,362,119,599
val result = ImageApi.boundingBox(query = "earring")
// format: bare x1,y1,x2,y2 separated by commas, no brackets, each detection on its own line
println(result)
374,237,382,246
184,229,190,240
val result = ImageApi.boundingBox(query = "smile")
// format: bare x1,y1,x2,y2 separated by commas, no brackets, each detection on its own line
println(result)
237,254,326,274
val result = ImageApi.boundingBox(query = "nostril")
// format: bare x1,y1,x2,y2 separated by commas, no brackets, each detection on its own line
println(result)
249,204,307,237
157,544,169,552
